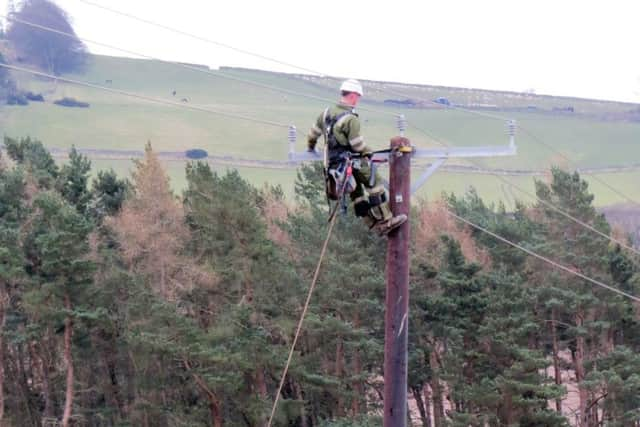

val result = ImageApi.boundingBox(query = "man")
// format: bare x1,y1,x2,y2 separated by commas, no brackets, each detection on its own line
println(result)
306,79,407,235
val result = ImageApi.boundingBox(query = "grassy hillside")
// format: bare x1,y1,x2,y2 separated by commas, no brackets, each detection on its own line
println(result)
1,54,639,206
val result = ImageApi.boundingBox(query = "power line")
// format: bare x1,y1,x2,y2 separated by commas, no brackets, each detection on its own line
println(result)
0,63,289,128
25,3,637,210
6,14,634,256
11,0,640,301
447,209,640,303
398,91,640,206
73,0,640,207
75,0,324,77
519,126,640,206
72,0,511,122
408,121,640,257
1,14,401,119
6,10,634,256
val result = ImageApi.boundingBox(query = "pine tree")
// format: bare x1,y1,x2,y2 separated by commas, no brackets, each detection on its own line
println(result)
23,191,95,426
89,168,128,221
108,142,194,300
56,146,92,214
413,236,566,426
282,162,385,424
4,136,58,188
532,168,630,426
0,164,27,423
184,162,302,425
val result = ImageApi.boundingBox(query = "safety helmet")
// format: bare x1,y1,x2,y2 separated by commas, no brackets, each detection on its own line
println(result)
340,79,363,96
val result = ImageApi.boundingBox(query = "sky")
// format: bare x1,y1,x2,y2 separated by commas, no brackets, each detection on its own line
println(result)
1,0,639,103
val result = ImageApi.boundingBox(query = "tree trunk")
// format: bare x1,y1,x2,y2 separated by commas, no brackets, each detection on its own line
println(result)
210,398,222,427
574,311,588,427
254,367,268,426
255,367,268,398
335,338,345,417
16,339,36,425
62,293,75,427
352,348,363,415
550,310,562,413
125,350,137,418
30,340,55,420
423,384,432,427
411,386,429,427
0,294,5,423
294,381,308,427
103,343,125,419
500,392,513,426
185,358,222,427
429,350,445,427
160,261,166,298
352,313,364,416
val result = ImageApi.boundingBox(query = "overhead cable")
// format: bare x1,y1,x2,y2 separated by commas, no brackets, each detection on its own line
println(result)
75,0,323,77
519,126,640,206
6,11,634,254
1,14,399,118
10,1,639,303
72,0,510,121
448,209,640,303
408,122,640,257
5,14,635,256
0,63,289,128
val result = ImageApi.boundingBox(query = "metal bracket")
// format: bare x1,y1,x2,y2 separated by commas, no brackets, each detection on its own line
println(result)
411,158,446,195
286,118,518,192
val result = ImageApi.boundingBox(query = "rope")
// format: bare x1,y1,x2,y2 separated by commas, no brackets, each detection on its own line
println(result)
267,211,339,426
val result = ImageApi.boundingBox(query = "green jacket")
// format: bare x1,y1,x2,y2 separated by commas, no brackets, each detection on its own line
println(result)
307,103,367,153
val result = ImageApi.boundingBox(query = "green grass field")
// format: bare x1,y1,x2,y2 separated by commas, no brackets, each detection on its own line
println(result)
2,54,639,207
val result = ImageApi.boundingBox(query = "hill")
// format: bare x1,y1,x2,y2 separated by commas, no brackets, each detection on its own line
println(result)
1,54,640,207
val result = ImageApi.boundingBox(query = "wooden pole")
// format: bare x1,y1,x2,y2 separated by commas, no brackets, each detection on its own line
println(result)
384,137,411,427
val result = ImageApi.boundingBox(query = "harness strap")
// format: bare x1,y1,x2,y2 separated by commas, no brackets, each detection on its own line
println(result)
325,110,354,152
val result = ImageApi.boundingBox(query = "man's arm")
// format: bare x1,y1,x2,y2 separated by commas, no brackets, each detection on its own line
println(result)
306,114,324,152
346,116,371,155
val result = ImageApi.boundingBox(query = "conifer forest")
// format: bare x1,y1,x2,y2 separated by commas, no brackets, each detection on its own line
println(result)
0,136,639,426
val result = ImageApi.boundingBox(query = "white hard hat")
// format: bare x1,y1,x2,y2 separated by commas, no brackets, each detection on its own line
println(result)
340,79,363,96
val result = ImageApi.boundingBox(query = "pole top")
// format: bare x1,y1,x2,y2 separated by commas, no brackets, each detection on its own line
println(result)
390,136,411,150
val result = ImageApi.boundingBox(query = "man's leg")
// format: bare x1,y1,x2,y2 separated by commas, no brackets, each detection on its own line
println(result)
352,161,406,235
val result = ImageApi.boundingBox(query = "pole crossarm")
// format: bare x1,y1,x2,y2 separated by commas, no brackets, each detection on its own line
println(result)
288,143,516,163
287,118,517,164
287,118,517,196
411,158,446,195
412,143,516,159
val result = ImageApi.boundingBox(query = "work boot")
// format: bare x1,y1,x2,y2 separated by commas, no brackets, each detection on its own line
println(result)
372,214,408,236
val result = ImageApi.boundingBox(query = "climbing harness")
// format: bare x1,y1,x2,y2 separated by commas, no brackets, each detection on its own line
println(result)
325,149,391,222
326,152,360,222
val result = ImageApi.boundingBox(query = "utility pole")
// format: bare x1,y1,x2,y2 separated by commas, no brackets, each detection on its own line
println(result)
286,115,517,427
384,136,412,427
